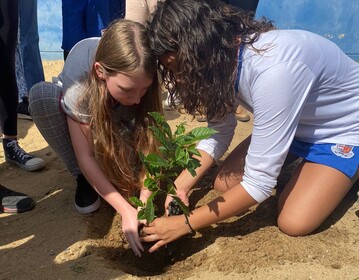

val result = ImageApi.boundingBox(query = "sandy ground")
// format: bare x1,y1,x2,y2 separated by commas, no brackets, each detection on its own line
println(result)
0,60,359,280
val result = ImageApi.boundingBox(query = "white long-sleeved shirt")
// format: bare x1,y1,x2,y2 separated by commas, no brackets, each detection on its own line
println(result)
197,29,359,203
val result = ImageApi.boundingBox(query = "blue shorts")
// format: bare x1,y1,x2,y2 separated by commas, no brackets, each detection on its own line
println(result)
289,139,359,179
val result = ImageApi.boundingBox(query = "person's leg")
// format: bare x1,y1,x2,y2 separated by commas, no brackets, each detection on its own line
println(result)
29,82,81,176
0,0,19,137
277,162,358,236
61,0,87,59
0,0,45,171
18,0,45,91
0,0,36,214
85,0,110,37
16,25,28,103
29,82,101,213
16,24,32,119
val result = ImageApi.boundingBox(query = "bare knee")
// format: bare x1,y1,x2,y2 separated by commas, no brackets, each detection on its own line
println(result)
277,212,317,236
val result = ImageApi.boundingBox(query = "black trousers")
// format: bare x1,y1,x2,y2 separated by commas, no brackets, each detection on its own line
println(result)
0,0,19,136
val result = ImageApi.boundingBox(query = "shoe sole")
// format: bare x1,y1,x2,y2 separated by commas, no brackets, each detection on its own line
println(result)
235,116,251,122
5,158,46,172
75,196,101,214
2,202,35,213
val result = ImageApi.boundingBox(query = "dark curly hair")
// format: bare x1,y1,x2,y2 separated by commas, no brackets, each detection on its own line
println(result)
148,0,275,120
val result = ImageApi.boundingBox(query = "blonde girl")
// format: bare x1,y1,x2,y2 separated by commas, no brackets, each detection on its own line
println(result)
29,19,162,256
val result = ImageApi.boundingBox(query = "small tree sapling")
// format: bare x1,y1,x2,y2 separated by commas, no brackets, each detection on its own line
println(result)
130,112,216,225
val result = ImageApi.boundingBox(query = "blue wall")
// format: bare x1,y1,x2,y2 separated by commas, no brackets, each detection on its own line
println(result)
256,0,359,61
38,0,62,60
38,0,359,61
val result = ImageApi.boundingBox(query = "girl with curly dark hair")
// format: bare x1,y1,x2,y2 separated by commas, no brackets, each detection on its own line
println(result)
141,0,359,252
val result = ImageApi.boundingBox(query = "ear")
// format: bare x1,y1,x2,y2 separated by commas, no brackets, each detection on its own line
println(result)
94,62,106,80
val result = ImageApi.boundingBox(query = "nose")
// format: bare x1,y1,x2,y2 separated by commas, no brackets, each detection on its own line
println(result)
132,91,142,104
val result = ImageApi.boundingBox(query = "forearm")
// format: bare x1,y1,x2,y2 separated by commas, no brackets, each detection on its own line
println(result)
187,184,257,231
174,149,215,193
67,118,135,215
143,183,259,253
78,159,134,215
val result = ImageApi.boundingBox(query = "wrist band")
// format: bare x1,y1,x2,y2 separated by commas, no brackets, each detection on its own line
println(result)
184,215,196,235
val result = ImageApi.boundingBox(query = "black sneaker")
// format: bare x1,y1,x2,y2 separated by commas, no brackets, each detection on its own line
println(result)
75,174,101,214
0,184,35,213
18,96,32,120
2,138,46,171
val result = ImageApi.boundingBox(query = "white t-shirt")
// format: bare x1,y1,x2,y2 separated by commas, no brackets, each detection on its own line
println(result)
197,29,359,203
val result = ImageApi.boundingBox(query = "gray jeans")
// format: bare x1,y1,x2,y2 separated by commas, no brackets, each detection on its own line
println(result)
29,81,81,176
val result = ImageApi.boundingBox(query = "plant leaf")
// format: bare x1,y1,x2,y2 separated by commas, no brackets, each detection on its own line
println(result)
188,127,217,141
143,177,159,192
129,196,143,207
150,126,171,149
137,208,146,220
148,111,165,124
144,153,169,167
174,123,186,136
137,112,215,223
144,198,156,223
187,144,201,156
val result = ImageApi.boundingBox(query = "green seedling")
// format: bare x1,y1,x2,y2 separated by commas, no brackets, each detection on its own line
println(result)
130,111,216,223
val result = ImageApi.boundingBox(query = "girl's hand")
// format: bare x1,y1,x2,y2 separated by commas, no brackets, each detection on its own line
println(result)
140,215,190,253
165,189,189,215
121,206,144,257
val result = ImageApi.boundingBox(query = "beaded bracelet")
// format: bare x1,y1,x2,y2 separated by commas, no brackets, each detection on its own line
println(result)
184,215,196,236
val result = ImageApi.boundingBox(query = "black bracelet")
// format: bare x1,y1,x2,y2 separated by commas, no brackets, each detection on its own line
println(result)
184,215,196,235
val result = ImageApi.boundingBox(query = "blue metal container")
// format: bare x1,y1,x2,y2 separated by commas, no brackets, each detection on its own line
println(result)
256,0,359,61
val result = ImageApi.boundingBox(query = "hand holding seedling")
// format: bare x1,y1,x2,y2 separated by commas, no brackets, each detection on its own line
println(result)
140,214,193,253
121,204,145,257
130,112,216,251
165,189,189,216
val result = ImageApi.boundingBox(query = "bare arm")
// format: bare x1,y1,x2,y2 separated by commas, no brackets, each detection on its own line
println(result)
175,149,215,193
67,116,144,256
143,183,257,252
163,149,215,212
67,117,131,212
147,145,257,252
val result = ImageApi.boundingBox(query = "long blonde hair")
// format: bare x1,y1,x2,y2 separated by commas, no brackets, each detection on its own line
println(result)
85,19,162,198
